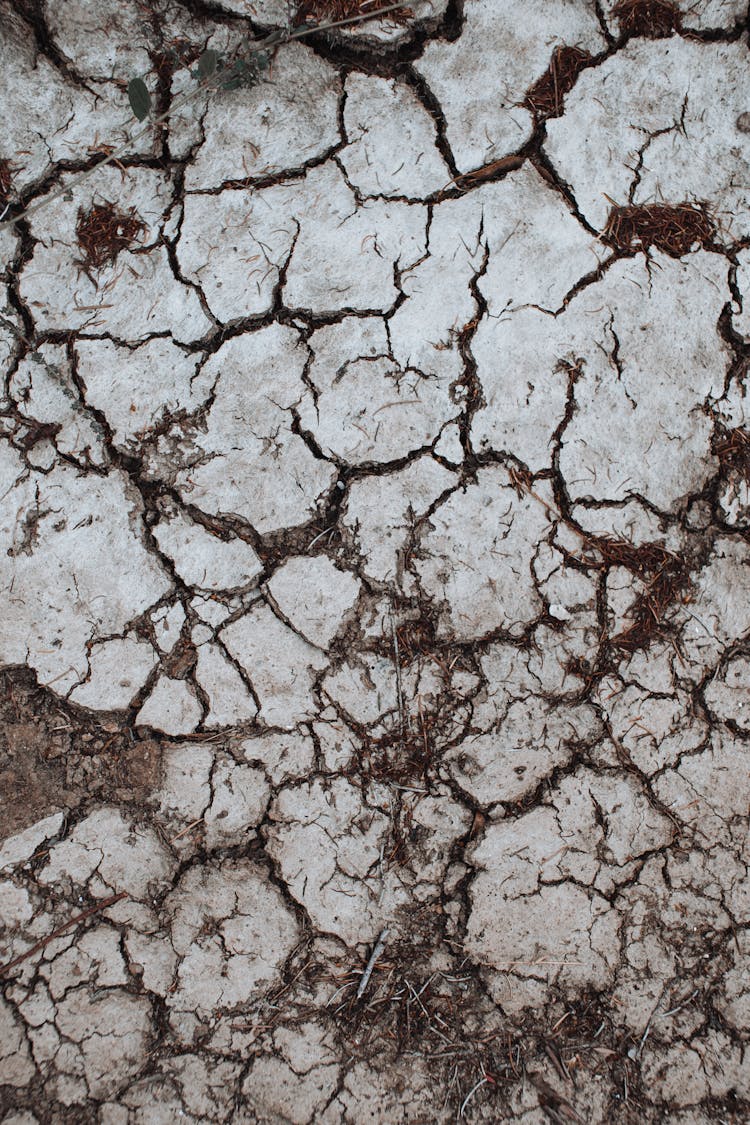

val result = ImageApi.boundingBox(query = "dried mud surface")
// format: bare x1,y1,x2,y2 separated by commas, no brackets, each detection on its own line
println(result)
1,0,750,1121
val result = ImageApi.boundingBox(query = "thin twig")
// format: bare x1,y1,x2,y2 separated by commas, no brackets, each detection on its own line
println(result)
0,891,128,978
544,1042,571,1083
307,524,336,549
170,817,204,843
660,988,699,1018
459,1076,489,1117
0,3,409,232
629,988,665,1060
390,607,405,737
356,927,389,1000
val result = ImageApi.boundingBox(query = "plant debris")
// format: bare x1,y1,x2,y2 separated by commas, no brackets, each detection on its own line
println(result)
612,0,682,38
714,424,750,479
394,614,438,669
450,154,525,192
294,0,412,25
524,46,592,119
604,202,713,257
352,724,434,786
0,891,128,979
75,201,145,271
591,535,690,651
0,158,14,208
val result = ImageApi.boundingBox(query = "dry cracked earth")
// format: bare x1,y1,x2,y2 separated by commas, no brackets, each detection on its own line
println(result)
2,0,750,1121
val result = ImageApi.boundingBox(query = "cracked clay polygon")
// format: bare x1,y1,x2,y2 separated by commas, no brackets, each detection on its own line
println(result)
2,1,750,1121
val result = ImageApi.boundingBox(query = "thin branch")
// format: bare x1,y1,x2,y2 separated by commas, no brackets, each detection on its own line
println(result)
390,607,405,738
0,891,128,978
356,927,389,1000
459,1076,490,1117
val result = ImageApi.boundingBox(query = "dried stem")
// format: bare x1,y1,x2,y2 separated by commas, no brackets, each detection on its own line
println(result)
0,891,128,978
356,927,390,1000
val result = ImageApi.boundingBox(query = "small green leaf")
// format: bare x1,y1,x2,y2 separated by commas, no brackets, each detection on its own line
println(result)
127,77,151,122
197,49,218,79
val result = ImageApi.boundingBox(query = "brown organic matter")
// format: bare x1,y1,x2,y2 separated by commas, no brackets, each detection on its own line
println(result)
524,46,592,118
612,0,682,37
604,202,714,256
76,201,145,271
0,158,14,207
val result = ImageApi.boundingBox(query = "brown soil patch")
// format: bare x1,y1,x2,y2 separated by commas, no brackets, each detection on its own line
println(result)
0,666,168,838
0,669,80,836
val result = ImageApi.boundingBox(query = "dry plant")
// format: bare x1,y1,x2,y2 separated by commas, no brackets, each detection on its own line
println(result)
524,46,592,119
612,0,683,37
604,202,714,257
75,202,145,272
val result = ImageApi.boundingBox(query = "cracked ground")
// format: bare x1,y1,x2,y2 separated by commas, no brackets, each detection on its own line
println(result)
1,0,750,1120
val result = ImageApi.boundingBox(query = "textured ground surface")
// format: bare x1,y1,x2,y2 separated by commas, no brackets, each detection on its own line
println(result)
1,0,750,1121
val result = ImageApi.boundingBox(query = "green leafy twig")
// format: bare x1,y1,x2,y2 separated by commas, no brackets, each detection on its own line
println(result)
0,2,409,232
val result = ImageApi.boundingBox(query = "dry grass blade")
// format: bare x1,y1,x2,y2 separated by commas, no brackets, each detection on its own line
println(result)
357,928,390,999
459,1075,490,1116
